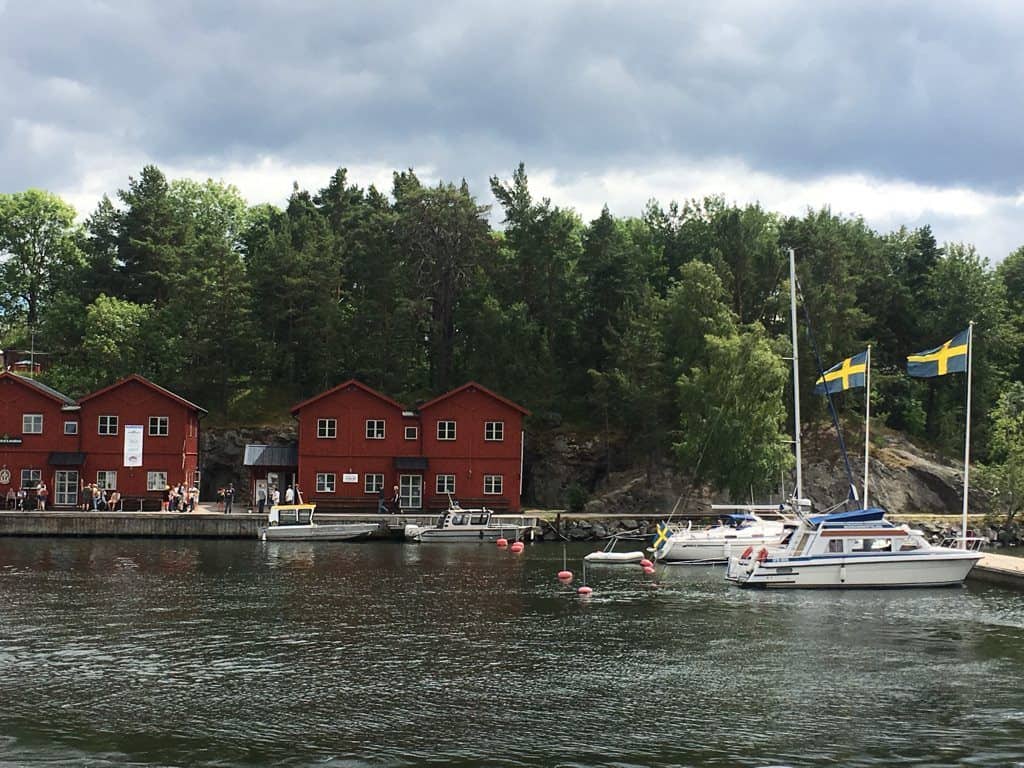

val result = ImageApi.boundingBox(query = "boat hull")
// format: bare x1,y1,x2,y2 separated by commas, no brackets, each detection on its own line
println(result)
584,551,645,564
260,523,379,542
404,525,530,542
728,551,982,588
654,530,786,563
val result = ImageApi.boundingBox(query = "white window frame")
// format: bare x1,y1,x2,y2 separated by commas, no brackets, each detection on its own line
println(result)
149,416,169,436
64,421,78,435
484,421,505,441
483,474,504,495
437,420,456,441
404,425,418,440
365,473,384,494
21,468,41,489
316,473,336,493
436,474,456,494
365,419,385,439
317,418,337,439
96,471,117,490
22,413,43,434
98,415,119,435
147,471,167,491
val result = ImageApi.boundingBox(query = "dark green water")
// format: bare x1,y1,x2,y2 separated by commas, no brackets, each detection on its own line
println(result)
2,538,1023,768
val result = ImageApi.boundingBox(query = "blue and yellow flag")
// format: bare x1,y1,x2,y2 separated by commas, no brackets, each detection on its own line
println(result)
907,328,969,378
652,521,672,550
814,350,868,395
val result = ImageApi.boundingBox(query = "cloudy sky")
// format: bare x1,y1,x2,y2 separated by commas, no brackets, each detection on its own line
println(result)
2,0,1022,262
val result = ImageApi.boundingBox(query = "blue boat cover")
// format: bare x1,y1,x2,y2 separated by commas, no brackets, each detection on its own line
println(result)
724,513,757,522
807,507,886,525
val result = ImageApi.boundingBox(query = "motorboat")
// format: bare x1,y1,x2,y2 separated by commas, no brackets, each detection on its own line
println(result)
650,505,795,564
584,534,646,564
725,507,983,588
259,504,380,542
403,500,536,542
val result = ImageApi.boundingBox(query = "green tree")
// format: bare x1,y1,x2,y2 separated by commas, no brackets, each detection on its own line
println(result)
977,382,1024,522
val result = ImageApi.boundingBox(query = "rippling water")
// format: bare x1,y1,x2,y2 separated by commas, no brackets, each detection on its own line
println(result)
2,538,1024,767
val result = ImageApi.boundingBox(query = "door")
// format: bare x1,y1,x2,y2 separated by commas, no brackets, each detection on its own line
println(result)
55,471,79,507
399,474,422,510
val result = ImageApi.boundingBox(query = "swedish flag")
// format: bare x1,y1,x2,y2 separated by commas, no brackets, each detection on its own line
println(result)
907,328,969,378
652,521,672,550
814,350,868,395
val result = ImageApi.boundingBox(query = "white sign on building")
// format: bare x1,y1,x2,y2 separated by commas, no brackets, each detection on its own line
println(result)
124,425,144,467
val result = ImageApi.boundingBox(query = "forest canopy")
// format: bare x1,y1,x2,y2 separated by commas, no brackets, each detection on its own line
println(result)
2,164,1022,505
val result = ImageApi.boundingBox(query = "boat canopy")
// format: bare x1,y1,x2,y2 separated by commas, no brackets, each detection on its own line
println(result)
807,507,886,526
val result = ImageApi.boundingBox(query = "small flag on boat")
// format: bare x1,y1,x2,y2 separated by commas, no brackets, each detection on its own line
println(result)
652,522,672,550
907,328,969,378
813,350,868,394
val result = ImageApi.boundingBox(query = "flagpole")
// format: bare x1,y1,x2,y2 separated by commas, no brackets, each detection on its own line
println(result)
788,248,803,509
863,345,871,508
961,322,974,548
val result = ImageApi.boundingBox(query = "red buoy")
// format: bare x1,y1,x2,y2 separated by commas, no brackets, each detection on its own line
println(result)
557,570,573,581
510,541,524,553
496,538,508,548
578,585,593,596
639,558,653,568
643,566,655,575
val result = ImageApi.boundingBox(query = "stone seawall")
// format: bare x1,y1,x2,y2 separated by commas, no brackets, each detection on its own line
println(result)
0,511,264,539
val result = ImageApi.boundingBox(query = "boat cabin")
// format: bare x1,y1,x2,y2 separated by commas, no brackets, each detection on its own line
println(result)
268,504,316,527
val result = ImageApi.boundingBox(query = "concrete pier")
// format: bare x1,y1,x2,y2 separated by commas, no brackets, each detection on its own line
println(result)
970,551,1024,589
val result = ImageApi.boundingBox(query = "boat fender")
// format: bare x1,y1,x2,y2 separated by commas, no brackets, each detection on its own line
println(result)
757,547,769,562
740,546,754,560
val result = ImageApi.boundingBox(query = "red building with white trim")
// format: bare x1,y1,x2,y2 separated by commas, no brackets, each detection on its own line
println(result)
275,380,528,512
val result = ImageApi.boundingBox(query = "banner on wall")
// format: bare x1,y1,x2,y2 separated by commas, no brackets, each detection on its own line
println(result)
124,425,144,467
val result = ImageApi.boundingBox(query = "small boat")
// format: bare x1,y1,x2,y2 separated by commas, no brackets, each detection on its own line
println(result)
403,500,535,542
650,505,795,564
584,534,646,564
259,504,380,542
725,507,983,588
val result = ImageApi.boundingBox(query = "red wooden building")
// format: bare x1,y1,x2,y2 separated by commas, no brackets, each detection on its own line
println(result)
276,380,528,512
0,372,205,509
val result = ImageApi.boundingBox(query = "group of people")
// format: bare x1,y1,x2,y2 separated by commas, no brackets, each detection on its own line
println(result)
5,487,35,510
79,482,122,511
164,482,199,512
253,483,302,515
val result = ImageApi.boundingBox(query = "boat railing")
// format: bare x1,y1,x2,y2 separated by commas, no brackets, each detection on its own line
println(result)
939,535,988,551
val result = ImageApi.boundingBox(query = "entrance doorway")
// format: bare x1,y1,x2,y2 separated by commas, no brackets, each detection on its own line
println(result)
55,470,79,507
399,474,422,510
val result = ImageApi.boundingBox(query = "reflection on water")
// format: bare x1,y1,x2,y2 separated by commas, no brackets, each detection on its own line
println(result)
1,539,1024,767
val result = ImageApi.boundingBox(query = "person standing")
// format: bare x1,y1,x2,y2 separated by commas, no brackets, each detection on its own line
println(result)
223,483,235,514
271,486,280,508
284,485,295,505
391,484,400,513
5,487,15,510
36,481,48,511
256,484,267,516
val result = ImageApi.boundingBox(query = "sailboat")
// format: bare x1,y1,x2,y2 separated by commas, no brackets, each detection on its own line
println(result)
725,249,982,588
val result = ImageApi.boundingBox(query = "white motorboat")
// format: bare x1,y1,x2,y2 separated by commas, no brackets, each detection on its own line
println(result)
403,501,536,542
584,534,646,564
725,507,982,588
259,504,380,542
650,505,795,564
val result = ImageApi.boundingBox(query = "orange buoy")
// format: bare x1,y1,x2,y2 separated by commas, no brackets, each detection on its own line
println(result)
643,566,655,575
510,541,524,553
740,546,754,559
496,538,508,548
757,547,769,562
639,558,653,568
578,585,593,596
557,570,573,580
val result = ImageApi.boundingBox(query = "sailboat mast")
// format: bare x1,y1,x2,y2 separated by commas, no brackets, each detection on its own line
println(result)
788,248,803,505
863,344,871,507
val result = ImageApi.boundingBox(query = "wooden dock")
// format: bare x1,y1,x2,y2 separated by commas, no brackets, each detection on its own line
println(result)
970,551,1024,589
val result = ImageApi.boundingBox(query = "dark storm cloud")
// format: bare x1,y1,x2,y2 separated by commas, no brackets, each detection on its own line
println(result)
2,0,1023,198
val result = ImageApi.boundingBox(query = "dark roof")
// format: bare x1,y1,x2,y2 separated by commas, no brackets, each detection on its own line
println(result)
49,452,85,466
243,443,298,467
418,381,530,416
78,374,207,414
290,379,406,415
0,372,75,405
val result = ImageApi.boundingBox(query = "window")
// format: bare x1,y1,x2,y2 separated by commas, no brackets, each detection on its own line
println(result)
22,414,42,434
436,474,456,494
316,473,336,493
484,475,503,495
828,539,844,553
21,469,41,489
147,471,167,491
149,416,169,436
365,474,384,494
64,421,78,435
96,471,117,490
437,420,456,440
404,426,418,440
366,419,385,439
317,418,337,439
485,421,504,441
98,415,118,435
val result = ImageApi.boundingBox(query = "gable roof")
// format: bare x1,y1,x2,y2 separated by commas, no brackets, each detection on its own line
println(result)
0,371,75,406
77,374,207,414
417,381,530,416
290,379,406,415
